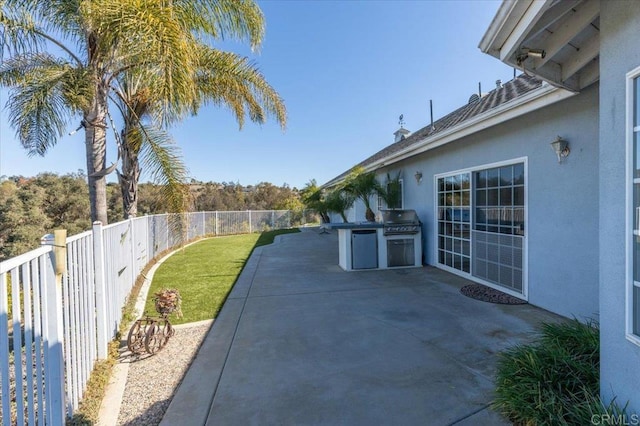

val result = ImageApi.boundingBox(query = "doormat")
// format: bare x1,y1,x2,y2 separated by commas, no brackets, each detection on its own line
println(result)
460,284,527,305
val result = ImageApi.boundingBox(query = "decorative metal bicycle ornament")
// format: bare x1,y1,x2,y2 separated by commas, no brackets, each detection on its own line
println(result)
127,288,182,355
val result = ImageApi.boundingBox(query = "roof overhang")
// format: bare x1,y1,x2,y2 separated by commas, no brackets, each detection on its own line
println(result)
323,83,576,188
479,0,600,92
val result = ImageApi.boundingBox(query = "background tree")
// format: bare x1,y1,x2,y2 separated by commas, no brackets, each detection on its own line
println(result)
301,179,330,223
0,172,304,260
0,173,90,260
0,178,50,259
32,172,91,234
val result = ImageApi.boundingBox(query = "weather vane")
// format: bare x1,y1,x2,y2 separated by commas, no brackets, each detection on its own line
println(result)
399,114,405,128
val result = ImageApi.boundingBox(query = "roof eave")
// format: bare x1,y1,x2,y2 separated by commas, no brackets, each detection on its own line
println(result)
478,0,527,58
323,84,575,188
479,0,599,93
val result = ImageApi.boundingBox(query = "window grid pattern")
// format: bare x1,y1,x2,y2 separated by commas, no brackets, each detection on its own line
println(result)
472,164,525,292
474,164,525,236
378,180,404,210
473,230,523,292
437,173,471,273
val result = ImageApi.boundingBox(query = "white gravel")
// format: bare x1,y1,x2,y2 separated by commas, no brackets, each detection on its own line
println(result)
115,321,212,426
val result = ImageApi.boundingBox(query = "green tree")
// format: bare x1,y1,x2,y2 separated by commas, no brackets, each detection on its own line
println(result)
0,0,274,224
343,166,381,222
324,188,355,223
377,172,402,210
113,44,286,219
301,179,330,223
33,172,91,234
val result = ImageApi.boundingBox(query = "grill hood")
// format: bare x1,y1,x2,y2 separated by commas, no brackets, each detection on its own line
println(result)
381,209,420,225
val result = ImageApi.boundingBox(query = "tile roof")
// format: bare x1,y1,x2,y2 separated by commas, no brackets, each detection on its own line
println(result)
325,74,544,185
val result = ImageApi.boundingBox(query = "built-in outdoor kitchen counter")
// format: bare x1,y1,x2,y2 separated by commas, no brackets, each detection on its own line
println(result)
329,210,423,271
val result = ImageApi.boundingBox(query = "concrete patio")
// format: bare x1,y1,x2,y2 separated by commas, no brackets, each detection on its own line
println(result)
160,227,559,426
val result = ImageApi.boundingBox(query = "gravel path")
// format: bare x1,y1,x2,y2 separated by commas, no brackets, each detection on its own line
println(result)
115,321,212,426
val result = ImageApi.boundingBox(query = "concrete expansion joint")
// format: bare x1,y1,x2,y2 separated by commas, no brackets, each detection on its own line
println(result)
446,404,492,425
420,337,495,384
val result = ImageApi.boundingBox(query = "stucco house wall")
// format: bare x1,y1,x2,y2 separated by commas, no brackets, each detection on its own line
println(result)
384,84,599,319
334,83,599,320
599,0,640,413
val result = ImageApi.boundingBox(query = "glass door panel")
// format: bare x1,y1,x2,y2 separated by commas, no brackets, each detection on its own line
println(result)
472,163,525,293
437,173,471,273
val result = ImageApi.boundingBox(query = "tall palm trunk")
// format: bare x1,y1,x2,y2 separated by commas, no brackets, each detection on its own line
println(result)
84,80,109,225
118,126,140,219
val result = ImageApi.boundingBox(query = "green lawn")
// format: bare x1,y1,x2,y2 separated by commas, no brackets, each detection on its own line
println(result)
144,228,300,325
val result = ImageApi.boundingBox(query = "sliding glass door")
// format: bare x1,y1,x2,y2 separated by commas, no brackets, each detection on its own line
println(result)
436,161,526,296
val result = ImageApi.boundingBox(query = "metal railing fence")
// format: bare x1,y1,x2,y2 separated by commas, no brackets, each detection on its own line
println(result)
0,209,310,424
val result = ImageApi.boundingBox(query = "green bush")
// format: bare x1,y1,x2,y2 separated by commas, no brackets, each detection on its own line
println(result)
492,319,628,425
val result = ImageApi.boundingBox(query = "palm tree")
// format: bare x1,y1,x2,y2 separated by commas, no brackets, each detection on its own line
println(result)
301,179,330,223
377,172,402,210
112,44,286,218
0,0,270,224
112,76,190,217
324,188,355,223
343,166,381,222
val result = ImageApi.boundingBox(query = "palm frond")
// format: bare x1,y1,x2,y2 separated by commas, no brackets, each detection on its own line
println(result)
0,53,84,155
172,0,265,50
82,0,200,117
0,3,47,58
194,46,287,129
133,124,190,214
0,1,83,64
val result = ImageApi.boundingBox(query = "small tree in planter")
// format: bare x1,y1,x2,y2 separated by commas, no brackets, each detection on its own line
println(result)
343,166,381,222
376,172,402,210
324,188,355,223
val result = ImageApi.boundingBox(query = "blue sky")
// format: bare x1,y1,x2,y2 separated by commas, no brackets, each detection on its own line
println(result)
0,0,514,189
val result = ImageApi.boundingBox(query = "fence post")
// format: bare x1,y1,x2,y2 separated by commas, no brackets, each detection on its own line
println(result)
166,213,170,251
128,217,136,288
248,210,252,233
41,231,67,424
92,222,109,359
215,211,219,236
271,211,275,229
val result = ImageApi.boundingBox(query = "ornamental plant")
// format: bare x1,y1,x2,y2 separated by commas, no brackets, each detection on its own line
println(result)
153,288,183,318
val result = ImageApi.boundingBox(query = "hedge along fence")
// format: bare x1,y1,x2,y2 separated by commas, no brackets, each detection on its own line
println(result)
0,210,306,424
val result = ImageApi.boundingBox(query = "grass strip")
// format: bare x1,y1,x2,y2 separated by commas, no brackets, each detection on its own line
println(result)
144,228,300,325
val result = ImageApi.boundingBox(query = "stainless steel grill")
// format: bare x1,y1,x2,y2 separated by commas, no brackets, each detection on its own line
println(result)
382,209,421,235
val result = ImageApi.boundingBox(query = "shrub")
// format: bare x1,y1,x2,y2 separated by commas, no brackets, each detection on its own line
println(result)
492,319,629,425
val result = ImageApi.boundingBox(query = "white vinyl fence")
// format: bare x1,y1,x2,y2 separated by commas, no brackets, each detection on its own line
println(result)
0,210,304,424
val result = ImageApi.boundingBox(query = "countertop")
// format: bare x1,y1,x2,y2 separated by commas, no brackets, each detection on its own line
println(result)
327,222,384,229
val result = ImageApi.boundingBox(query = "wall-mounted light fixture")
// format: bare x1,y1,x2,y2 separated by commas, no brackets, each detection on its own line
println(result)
415,171,423,184
550,136,570,163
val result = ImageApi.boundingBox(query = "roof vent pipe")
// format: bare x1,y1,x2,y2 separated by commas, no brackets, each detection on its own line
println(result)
430,99,435,131
496,79,502,89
